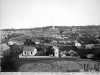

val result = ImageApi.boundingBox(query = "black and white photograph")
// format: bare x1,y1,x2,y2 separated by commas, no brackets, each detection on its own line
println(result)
0,0,100,74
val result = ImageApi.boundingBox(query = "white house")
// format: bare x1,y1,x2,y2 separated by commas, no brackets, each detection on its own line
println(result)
85,44,94,49
22,46,37,56
87,54,94,58
8,41,15,45
52,40,57,45
53,46,59,57
75,42,81,48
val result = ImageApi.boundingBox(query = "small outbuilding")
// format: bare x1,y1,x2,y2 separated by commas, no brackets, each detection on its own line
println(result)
85,44,94,49
75,42,81,48
68,50,79,57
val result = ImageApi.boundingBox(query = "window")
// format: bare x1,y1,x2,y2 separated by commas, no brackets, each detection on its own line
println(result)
24,52,26,54
31,52,32,54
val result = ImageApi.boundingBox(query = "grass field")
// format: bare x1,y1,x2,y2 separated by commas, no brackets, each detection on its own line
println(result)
1,57,100,72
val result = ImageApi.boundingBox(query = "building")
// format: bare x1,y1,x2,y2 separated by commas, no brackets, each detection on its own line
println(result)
59,40,66,44
68,50,79,57
0,31,8,41
75,42,81,48
60,49,79,57
22,46,37,56
49,26,59,32
8,41,15,45
13,40,24,46
35,40,40,45
53,46,59,57
46,26,60,37
0,43,10,58
15,30,27,34
52,40,57,45
85,44,94,49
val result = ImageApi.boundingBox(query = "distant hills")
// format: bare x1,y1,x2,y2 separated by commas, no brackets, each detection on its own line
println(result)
1,25,100,31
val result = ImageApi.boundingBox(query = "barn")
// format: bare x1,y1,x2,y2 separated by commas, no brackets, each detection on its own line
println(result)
0,43,11,58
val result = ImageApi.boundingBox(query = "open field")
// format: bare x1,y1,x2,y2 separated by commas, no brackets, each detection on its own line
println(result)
1,57,100,72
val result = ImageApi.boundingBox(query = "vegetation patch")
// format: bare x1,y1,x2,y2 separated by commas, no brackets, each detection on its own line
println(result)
18,63,52,72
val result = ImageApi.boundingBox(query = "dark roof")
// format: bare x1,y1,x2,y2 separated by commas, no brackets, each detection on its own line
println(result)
23,46,36,52
58,46,78,52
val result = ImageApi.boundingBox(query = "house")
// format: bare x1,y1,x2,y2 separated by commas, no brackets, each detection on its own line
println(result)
0,43,10,58
46,26,60,37
66,40,72,43
0,31,8,40
75,42,81,48
52,40,57,45
8,40,24,46
59,40,66,44
60,49,79,57
35,41,40,45
8,41,15,45
53,46,59,57
14,41,24,45
85,44,94,49
22,46,37,56
68,50,79,57
49,26,59,32
87,54,94,58
60,52,66,57
15,30,25,34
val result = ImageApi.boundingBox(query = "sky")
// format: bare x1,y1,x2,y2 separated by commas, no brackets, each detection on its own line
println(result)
1,0,100,29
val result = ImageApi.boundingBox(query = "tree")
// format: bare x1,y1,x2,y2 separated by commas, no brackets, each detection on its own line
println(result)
45,46,54,56
60,30,63,35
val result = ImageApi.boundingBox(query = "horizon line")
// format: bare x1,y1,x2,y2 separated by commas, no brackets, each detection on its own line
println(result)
1,25,100,30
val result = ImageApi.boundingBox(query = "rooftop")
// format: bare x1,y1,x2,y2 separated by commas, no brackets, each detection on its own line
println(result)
49,26,59,30
23,46,36,52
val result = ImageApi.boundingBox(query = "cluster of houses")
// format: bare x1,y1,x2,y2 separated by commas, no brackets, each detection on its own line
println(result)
0,40,24,58
18,38,81,58
19,45,60,58
0,38,80,59
0,37,99,59
1,26,100,59
29,26,60,38
19,45,79,58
